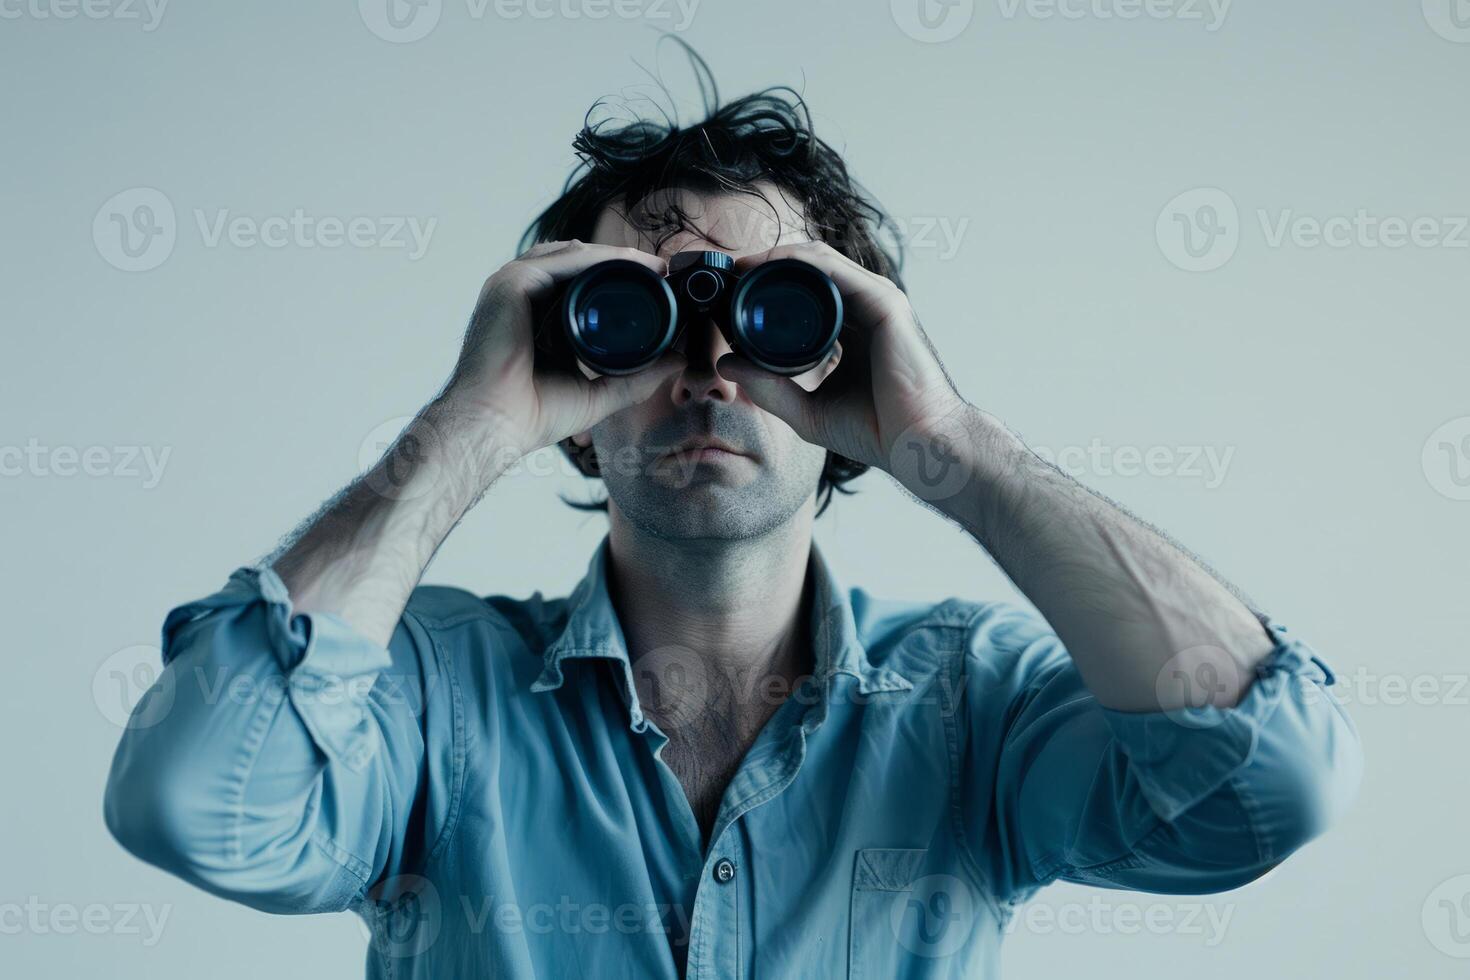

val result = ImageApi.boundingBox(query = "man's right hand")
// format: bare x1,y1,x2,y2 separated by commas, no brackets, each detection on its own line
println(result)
266,242,682,644
433,240,686,464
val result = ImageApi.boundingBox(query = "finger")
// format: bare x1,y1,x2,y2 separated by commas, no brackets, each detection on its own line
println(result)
520,240,576,259
734,241,904,335
584,351,688,420
733,240,893,296
538,351,687,434
513,241,669,301
715,354,818,440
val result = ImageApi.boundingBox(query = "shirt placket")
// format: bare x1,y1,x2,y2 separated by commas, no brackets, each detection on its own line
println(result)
683,690,818,980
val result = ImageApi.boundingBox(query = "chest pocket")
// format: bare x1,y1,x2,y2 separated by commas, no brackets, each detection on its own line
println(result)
849,848,978,978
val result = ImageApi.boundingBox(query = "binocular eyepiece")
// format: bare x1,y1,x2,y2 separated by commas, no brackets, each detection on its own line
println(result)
548,250,844,377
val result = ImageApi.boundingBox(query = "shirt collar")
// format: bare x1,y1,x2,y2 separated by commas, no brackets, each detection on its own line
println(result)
531,534,912,712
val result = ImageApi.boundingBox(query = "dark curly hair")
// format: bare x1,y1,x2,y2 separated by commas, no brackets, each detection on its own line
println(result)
520,41,905,517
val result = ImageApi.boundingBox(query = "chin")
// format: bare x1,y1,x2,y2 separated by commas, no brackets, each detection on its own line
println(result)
617,485,801,541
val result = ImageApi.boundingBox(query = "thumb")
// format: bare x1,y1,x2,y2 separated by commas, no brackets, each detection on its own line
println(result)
716,354,816,439
584,351,687,419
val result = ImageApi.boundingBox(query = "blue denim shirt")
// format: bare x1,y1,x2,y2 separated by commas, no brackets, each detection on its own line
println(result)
104,535,1361,978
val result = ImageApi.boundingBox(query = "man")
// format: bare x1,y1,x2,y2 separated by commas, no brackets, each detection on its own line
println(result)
104,76,1362,979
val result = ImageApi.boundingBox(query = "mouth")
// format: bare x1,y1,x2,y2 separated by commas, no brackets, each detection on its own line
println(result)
658,439,754,466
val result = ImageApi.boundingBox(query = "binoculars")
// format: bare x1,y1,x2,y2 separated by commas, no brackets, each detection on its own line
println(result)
540,249,844,377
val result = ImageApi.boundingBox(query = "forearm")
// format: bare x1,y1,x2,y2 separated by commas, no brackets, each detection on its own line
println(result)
937,406,1274,713
270,398,515,647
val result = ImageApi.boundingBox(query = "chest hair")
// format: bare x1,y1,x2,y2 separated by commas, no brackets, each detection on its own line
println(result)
648,666,796,841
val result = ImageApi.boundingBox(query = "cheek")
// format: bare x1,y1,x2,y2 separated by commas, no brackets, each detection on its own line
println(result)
590,402,655,464
762,418,828,475
591,413,633,452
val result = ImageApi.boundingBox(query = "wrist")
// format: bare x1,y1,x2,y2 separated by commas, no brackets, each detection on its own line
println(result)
890,402,1028,525
367,399,521,507
945,408,1086,541
428,381,537,454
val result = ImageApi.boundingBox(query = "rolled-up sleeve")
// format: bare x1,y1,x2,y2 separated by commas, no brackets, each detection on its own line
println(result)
960,605,1363,901
103,566,447,915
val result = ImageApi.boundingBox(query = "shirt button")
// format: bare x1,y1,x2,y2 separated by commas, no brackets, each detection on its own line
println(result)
712,859,735,884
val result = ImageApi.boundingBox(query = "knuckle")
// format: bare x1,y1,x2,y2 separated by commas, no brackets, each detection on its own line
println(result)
486,266,533,299
740,248,783,268
487,265,520,288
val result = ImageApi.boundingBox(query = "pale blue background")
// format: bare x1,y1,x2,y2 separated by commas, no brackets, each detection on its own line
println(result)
2,1,1467,977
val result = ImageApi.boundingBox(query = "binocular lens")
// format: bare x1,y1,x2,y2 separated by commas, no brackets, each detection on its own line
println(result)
558,254,842,376
563,261,678,374
731,260,844,374
575,282,663,355
747,283,825,351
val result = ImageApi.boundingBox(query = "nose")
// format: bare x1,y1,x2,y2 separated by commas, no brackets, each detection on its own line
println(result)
670,316,739,405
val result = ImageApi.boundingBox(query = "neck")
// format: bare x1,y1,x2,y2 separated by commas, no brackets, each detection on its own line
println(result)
605,509,816,693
